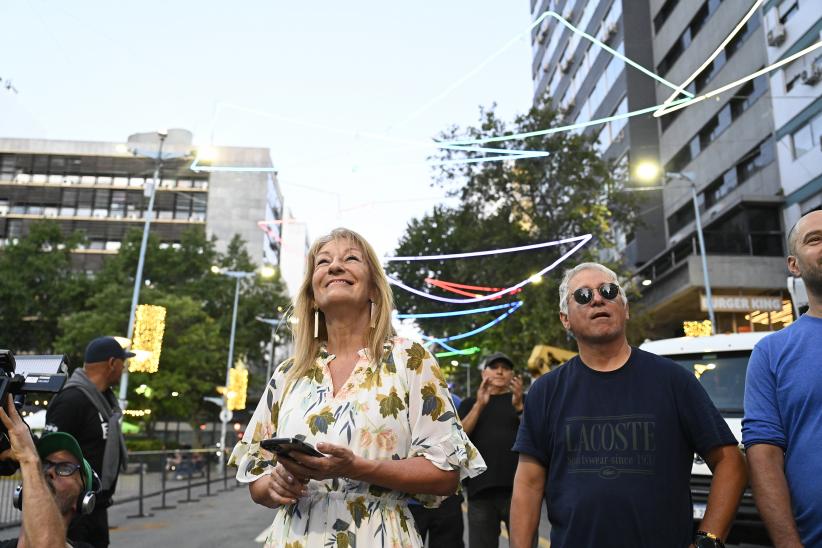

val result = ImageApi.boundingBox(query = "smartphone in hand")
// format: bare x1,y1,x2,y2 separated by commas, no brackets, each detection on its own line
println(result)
261,437,325,459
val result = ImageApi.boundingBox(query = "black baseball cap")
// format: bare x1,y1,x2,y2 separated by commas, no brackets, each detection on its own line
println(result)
84,336,135,364
482,352,514,369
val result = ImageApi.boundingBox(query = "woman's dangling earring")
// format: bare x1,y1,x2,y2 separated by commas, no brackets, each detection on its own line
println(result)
314,308,319,339
369,300,376,329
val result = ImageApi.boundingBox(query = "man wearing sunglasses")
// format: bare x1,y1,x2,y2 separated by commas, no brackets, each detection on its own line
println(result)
0,395,94,548
510,262,746,548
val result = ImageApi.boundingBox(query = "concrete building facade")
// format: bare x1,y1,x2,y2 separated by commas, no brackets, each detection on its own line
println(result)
0,133,283,271
530,0,667,267
530,0,802,337
761,0,822,231
635,0,791,337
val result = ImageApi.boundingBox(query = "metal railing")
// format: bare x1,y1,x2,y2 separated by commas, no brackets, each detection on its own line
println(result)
0,448,240,529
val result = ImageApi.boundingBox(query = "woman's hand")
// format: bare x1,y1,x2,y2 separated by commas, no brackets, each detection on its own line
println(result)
249,462,309,508
278,442,366,482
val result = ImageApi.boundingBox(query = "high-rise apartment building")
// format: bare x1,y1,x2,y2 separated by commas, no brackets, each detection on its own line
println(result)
636,0,792,336
530,0,666,267
530,0,800,337
762,0,822,230
0,133,283,271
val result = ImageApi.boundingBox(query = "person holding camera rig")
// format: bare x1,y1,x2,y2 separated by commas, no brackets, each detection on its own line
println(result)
45,336,131,548
0,395,95,548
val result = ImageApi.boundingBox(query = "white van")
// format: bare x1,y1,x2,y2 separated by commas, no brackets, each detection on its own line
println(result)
640,333,770,545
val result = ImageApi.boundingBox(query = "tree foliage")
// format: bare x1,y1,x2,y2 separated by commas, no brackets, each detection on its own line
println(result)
0,221,90,353
0,222,290,437
388,100,640,387
55,227,290,430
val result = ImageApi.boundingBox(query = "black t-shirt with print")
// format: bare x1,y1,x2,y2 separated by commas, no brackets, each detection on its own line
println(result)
458,392,520,498
513,347,736,548
45,386,118,500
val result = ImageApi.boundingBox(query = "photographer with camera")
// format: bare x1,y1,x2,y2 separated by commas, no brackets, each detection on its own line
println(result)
0,395,94,548
45,336,131,548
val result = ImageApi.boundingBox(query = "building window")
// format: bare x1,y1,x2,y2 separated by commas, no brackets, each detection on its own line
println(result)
779,1,799,24
657,0,723,76
665,75,767,172
653,0,679,33
791,111,822,158
703,139,774,208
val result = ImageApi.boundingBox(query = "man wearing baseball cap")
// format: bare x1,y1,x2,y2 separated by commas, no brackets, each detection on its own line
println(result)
457,352,527,548
0,395,94,548
46,336,133,548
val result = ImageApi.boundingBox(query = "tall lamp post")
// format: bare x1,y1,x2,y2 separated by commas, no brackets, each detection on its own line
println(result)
633,162,717,334
119,129,193,409
255,316,284,382
212,266,275,467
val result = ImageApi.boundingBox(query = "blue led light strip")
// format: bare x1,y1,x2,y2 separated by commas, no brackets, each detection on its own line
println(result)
423,302,524,345
395,301,520,319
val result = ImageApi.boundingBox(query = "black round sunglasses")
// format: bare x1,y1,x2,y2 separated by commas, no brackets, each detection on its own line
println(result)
572,282,621,305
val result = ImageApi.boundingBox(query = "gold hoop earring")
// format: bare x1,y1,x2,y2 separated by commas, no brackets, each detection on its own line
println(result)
314,308,319,339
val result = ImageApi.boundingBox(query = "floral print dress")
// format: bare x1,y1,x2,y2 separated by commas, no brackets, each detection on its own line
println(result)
229,337,486,548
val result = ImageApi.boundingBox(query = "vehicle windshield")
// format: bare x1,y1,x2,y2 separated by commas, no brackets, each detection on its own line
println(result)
668,351,751,415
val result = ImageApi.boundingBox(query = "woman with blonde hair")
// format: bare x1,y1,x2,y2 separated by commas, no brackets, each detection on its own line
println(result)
230,227,485,547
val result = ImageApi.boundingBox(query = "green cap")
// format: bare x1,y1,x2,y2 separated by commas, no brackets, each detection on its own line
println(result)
37,432,93,491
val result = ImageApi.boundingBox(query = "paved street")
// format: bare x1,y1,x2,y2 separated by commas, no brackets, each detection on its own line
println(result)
104,483,552,547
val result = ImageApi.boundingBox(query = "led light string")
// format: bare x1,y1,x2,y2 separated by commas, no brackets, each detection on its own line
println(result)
422,301,524,345
435,347,481,358
387,234,591,304
426,278,523,299
395,301,520,320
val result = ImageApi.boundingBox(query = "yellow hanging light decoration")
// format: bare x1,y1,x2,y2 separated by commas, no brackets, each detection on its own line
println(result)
226,361,249,411
129,304,167,373
683,320,713,338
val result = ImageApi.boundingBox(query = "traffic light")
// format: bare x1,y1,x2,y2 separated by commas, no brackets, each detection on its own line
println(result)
226,365,248,411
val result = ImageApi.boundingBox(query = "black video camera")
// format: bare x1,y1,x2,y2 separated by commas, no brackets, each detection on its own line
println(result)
0,350,69,475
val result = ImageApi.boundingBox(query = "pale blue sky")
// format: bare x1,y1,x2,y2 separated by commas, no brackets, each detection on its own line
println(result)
0,1,534,255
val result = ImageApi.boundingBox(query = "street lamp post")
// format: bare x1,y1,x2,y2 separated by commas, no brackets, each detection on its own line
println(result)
118,129,193,409
213,267,275,468
632,162,717,335
670,171,717,335
255,316,284,382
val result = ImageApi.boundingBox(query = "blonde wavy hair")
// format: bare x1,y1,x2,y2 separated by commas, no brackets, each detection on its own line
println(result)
286,228,395,385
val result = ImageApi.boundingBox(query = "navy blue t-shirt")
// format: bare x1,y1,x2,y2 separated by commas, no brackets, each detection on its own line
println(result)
513,347,736,548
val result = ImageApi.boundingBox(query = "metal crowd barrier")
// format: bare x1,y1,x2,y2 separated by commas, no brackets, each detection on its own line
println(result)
0,448,241,529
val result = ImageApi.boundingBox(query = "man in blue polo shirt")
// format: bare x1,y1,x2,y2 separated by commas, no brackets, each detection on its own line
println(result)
743,209,822,547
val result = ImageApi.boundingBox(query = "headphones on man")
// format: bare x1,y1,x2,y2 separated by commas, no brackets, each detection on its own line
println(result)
14,463,101,515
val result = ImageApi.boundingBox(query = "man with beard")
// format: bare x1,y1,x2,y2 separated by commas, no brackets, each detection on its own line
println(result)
509,262,746,548
743,209,822,547
0,395,94,548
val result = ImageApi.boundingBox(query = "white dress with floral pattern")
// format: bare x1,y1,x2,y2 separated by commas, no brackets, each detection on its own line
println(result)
229,337,486,548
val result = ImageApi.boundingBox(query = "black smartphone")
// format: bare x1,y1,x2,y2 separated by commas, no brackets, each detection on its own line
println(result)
260,437,325,458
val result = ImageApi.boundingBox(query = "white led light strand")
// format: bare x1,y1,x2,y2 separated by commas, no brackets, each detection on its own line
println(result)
655,0,763,117
387,234,592,304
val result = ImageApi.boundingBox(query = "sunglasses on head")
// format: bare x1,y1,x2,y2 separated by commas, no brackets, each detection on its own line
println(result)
572,282,621,306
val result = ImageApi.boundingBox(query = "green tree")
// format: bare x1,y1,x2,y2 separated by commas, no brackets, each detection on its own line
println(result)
56,227,290,441
0,221,90,353
389,99,641,383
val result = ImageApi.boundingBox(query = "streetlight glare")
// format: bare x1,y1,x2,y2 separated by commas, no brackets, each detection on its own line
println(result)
196,144,216,162
528,274,543,285
634,160,661,183
260,265,276,279
210,265,222,274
